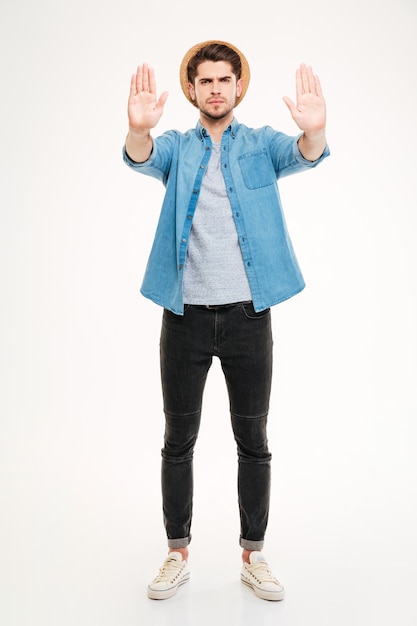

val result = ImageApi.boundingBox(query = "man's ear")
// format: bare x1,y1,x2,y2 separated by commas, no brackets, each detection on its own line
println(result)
236,78,243,98
188,82,196,101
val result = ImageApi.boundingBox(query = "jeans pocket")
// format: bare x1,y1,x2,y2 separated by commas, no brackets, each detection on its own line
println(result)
241,302,271,320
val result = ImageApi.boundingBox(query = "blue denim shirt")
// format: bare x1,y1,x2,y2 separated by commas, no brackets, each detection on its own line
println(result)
123,118,330,314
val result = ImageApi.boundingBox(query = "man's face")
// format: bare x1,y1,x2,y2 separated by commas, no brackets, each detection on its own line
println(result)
188,60,243,120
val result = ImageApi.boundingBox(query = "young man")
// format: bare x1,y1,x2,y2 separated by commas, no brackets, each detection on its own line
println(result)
123,40,329,601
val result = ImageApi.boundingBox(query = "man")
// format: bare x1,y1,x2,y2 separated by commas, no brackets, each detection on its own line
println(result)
123,40,329,601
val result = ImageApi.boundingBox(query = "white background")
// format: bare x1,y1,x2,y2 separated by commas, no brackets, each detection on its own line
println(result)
1,0,416,624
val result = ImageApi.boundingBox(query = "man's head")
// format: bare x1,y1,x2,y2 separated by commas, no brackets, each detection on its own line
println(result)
179,40,250,110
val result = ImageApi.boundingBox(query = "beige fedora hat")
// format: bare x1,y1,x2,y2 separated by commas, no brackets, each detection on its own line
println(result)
179,40,250,107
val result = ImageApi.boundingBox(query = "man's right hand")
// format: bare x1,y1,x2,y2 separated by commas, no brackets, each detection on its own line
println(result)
128,63,169,131
125,63,169,162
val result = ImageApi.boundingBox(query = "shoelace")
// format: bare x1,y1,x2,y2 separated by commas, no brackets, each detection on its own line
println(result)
153,557,185,583
246,561,279,584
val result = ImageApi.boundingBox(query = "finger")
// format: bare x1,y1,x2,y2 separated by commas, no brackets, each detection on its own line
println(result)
135,64,144,94
148,66,157,94
157,90,169,110
282,96,296,115
295,68,302,101
130,73,137,97
306,65,316,93
300,63,309,93
314,73,323,98
142,62,150,92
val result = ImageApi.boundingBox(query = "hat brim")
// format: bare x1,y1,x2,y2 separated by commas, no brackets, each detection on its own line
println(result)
179,40,250,108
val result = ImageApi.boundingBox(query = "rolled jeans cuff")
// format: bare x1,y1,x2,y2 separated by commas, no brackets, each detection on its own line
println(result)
240,537,265,551
168,536,191,549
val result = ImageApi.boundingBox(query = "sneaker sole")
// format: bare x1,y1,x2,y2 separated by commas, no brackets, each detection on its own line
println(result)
147,573,190,600
241,575,285,601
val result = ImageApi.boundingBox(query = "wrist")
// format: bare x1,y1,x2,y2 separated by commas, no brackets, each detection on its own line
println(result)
128,127,151,141
301,128,326,142
298,130,327,162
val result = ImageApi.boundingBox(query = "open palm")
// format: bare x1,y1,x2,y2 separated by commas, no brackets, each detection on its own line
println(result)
128,63,169,131
283,64,326,133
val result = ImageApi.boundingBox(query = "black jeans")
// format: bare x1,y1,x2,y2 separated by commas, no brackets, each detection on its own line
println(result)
159,301,273,550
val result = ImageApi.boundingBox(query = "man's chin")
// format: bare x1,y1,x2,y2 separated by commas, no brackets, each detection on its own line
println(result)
199,104,234,121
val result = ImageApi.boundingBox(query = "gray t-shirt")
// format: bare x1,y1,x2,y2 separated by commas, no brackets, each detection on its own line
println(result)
183,142,252,305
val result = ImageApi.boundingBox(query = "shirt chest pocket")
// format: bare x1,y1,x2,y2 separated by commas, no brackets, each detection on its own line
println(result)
238,149,276,189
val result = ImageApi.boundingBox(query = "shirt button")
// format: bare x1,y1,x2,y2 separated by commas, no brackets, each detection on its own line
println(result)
235,212,240,217
187,214,192,219
193,189,198,194
179,264,183,270
200,164,205,169
182,238,187,243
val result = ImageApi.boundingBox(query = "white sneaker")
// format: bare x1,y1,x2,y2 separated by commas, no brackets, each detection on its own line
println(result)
241,551,285,601
147,552,190,600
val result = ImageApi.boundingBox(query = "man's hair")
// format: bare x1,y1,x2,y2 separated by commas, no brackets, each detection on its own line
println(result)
187,43,242,85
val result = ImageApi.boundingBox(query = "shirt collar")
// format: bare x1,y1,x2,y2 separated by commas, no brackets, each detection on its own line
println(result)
195,118,239,141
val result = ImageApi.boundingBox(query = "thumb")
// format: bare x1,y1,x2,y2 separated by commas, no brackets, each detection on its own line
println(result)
282,96,296,115
157,91,169,110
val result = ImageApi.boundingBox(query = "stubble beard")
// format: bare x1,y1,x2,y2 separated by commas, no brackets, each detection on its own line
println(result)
197,97,236,121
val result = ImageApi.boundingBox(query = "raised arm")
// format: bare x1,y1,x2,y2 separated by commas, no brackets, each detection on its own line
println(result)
125,63,169,163
282,64,327,161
